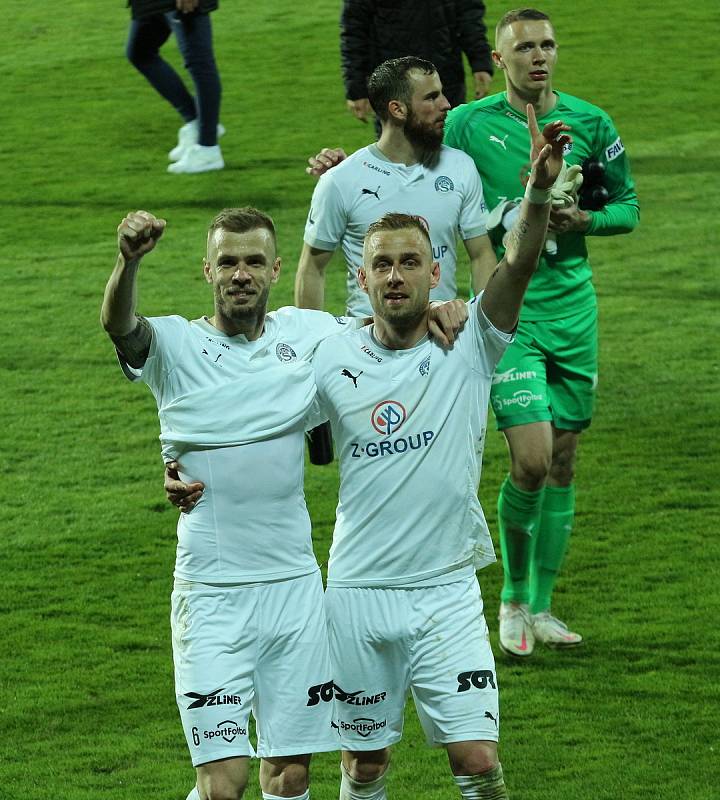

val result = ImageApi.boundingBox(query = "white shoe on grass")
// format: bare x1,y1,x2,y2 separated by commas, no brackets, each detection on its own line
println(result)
168,120,226,162
498,602,535,657
167,144,224,174
531,611,583,648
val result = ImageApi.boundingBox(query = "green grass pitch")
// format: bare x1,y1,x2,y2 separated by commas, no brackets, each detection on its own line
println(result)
1,1,719,798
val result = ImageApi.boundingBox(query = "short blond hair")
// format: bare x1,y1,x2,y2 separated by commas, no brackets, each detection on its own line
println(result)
365,213,432,251
495,8,552,45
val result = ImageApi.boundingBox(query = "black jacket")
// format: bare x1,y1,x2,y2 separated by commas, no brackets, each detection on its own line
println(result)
340,0,493,100
129,0,218,20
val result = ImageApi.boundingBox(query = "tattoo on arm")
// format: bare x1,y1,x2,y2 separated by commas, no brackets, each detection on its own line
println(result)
110,315,152,369
507,218,530,251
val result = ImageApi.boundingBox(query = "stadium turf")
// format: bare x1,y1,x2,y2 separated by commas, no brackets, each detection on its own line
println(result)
1,1,718,797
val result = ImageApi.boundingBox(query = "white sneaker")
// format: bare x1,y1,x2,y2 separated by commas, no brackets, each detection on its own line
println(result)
167,144,224,174
531,611,583,648
498,602,535,657
168,120,226,162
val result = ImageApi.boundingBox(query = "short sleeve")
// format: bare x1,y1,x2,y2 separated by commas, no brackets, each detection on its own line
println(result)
303,173,348,252
118,315,188,391
454,294,513,375
458,164,489,241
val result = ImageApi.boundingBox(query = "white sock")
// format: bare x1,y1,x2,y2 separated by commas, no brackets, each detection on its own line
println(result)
339,763,388,800
185,787,200,800
262,791,309,800
454,765,508,799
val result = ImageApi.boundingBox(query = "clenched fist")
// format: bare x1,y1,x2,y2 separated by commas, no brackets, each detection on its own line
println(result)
117,210,166,262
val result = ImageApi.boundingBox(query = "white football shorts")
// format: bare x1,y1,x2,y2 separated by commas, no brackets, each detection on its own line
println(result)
171,570,337,765
325,575,499,750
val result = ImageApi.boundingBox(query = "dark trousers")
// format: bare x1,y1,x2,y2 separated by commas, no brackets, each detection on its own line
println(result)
126,11,221,146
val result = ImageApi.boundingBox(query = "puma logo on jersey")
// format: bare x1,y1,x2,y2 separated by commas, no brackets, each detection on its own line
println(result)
489,134,509,150
341,368,363,388
361,186,381,200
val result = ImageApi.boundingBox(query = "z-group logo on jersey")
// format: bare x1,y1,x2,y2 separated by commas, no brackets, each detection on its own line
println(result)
276,342,297,362
339,718,387,738
350,430,434,460
185,689,242,710
371,400,407,436
349,399,435,459
203,720,247,743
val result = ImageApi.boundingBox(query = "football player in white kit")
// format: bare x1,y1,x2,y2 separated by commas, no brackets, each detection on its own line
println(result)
101,208,358,800
296,56,498,317
312,108,569,800
101,207,465,800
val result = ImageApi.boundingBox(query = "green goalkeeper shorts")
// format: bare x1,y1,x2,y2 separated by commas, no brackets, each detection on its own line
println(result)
490,306,598,432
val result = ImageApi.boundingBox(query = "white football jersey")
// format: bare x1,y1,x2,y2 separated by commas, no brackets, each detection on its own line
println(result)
121,307,355,583
313,297,512,588
304,144,489,316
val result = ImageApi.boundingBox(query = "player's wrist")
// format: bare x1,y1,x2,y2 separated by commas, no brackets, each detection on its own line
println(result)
118,251,142,270
578,209,593,233
524,182,552,205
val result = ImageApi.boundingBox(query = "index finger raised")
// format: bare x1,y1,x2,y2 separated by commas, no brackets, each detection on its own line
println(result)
526,103,540,140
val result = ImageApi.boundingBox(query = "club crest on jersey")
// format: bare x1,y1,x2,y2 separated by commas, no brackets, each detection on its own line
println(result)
371,400,407,436
563,141,573,155
276,343,297,362
419,355,430,376
434,176,454,193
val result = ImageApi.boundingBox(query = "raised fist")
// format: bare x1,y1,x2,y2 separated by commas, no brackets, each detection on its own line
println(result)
117,210,166,262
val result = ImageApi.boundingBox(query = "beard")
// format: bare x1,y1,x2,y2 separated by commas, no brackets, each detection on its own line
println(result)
404,108,444,168
215,283,270,326
373,292,427,329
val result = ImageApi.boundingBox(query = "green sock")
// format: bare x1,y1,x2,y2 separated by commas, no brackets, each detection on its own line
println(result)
498,476,545,605
530,484,575,614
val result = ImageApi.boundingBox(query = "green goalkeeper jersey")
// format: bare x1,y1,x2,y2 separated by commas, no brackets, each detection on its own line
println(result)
444,91,639,320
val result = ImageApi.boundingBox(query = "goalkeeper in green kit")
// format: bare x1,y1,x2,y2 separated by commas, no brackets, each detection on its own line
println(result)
444,8,639,657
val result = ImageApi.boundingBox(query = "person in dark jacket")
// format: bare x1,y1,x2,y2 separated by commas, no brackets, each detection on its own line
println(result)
126,0,224,173
340,0,493,131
